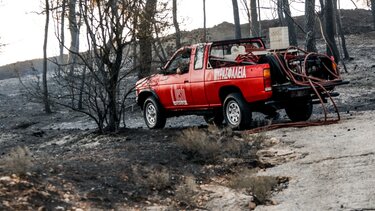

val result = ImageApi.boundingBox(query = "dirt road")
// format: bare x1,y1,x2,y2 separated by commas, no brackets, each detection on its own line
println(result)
256,111,375,210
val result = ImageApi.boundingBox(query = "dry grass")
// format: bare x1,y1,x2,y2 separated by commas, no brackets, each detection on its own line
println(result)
131,165,172,191
176,125,248,163
244,132,268,143
229,169,279,205
175,176,198,207
0,146,34,176
145,168,171,191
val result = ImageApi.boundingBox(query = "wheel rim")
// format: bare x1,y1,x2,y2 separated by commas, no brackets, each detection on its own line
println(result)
226,100,241,126
145,102,157,127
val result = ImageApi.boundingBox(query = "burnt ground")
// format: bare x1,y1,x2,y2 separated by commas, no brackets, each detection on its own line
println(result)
0,30,374,210
0,76,285,210
0,116,281,210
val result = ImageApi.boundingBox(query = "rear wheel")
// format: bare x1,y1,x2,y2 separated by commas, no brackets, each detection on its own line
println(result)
223,93,252,130
143,96,166,129
285,98,313,122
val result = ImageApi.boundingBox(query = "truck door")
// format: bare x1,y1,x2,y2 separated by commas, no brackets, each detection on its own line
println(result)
156,48,193,109
188,45,209,107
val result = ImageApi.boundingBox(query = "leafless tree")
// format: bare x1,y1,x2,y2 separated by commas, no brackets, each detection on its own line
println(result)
250,0,260,37
232,0,241,39
131,8,138,74
138,0,157,79
305,0,317,52
203,0,207,42
323,0,340,62
172,0,181,49
241,0,259,37
334,0,349,60
276,0,298,46
284,0,298,45
53,0,67,76
50,0,140,133
370,0,375,29
66,0,82,108
277,0,286,26
43,0,52,113
152,21,168,63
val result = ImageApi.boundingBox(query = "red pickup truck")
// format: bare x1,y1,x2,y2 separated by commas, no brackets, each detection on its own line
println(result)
136,37,347,129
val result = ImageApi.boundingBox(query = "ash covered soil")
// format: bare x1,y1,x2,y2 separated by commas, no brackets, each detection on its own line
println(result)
0,32,375,210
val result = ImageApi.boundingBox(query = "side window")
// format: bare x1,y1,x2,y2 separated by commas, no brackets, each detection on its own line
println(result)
194,45,204,70
166,48,191,74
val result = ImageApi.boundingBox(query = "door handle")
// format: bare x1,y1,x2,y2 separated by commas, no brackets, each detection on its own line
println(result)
184,80,189,83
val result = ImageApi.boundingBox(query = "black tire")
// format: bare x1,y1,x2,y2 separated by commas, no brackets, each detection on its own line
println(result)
143,96,166,129
223,93,252,130
203,110,224,126
285,98,313,122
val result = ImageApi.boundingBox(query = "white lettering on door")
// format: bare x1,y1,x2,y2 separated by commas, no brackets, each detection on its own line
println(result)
214,66,247,80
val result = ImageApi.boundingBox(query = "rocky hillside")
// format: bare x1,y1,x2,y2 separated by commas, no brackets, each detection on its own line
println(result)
184,9,373,43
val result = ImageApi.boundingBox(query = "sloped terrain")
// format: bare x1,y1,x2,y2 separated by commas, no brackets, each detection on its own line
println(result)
0,10,375,210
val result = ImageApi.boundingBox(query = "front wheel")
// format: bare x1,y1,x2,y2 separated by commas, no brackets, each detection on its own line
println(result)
143,96,166,129
285,98,313,122
223,93,252,130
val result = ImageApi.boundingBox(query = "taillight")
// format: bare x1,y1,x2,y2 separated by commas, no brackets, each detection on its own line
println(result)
332,61,338,75
330,56,338,75
263,68,272,92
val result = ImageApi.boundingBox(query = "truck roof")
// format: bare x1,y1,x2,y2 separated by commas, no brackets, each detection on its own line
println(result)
210,37,265,45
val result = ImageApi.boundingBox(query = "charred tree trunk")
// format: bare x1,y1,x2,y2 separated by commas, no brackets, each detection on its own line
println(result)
250,0,259,37
58,0,66,76
132,12,138,73
138,0,157,79
107,53,122,132
43,0,51,113
106,0,125,132
334,0,349,60
277,0,286,26
371,0,375,29
153,22,168,63
277,0,298,45
305,0,317,52
68,0,79,71
77,66,86,110
232,0,241,39
324,0,340,62
172,0,181,49
68,0,80,107
319,0,325,21
203,0,207,42
282,0,297,46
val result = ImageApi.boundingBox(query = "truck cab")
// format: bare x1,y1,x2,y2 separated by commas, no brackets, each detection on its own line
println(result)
136,37,347,129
